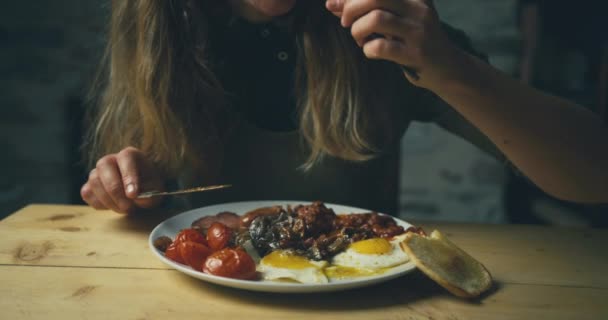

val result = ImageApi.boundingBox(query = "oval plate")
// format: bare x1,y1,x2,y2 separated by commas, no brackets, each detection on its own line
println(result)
149,201,417,293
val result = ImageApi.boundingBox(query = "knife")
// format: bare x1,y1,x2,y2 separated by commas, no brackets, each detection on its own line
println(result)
136,184,232,199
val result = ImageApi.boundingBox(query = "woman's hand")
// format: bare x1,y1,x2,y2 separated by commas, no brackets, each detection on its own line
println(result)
80,147,165,214
325,0,470,90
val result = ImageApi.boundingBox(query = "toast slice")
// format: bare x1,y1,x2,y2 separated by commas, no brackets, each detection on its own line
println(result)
400,230,492,298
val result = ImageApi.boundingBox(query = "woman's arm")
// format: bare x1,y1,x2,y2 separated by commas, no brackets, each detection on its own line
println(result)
433,51,608,203
328,0,608,203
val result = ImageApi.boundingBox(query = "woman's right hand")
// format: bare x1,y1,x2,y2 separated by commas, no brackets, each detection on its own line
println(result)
80,147,165,214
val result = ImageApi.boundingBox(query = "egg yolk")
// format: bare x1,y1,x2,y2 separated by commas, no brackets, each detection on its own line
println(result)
349,238,392,255
261,251,317,269
324,266,388,279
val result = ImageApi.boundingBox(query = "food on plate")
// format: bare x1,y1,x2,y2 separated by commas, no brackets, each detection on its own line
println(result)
191,211,241,232
154,201,492,297
257,250,329,283
153,236,172,252
203,248,257,280
207,222,233,251
400,230,493,298
155,202,421,283
179,241,212,271
174,228,207,245
331,234,410,270
240,205,284,228
324,234,412,280
163,228,209,267
155,202,416,282
246,202,406,261
164,241,185,264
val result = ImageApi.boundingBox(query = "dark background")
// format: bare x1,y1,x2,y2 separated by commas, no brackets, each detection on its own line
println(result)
1,1,106,216
1,0,606,225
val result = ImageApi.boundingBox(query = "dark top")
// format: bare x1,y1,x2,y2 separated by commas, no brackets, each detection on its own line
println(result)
212,17,300,131
177,16,505,215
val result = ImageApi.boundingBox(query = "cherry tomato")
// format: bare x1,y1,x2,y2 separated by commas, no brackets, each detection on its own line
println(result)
203,248,257,280
179,241,212,271
164,242,185,264
207,222,233,251
175,229,207,246
164,229,206,265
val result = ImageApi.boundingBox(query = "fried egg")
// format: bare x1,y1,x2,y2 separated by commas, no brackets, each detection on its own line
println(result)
258,250,329,284
330,235,410,277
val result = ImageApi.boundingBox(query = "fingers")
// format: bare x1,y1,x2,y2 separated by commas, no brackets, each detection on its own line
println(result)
363,37,409,63
81,166,135,214
325,0,342,17
96,155,135,213
349,9,425,68
324,0,444,83
86,167,118,212
80,182,103,210
116,147,142,199
350,9,419,47
80,147,165,213
339,0,414,27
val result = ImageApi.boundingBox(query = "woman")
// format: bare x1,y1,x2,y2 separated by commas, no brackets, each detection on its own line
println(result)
81,0,608,215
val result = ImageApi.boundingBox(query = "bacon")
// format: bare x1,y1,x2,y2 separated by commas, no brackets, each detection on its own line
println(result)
191,211,240,231
216,212,241,229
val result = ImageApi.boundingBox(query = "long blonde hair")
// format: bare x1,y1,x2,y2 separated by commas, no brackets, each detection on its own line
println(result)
87,0,403,177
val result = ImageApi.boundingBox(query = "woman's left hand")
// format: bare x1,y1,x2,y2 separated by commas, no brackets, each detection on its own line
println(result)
325,0,469,90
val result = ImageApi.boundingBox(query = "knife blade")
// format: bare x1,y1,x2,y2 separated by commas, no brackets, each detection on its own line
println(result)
136,184,232,199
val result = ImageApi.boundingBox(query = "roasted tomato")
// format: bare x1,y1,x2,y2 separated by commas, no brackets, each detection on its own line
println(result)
203,248,257,280
164,242,185,264
175,229,207,245
179,241,212,271
164,229,206,265
207,222,233,251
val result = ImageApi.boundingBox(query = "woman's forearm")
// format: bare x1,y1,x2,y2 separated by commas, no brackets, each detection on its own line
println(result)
429,52,608,203
326,0,608,202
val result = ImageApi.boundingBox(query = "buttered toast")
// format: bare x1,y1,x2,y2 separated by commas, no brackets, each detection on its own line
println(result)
400,230,492,298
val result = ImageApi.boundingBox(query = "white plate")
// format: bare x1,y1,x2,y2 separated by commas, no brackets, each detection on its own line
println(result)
149,201,417,293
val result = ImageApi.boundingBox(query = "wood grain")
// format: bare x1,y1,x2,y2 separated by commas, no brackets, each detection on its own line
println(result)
1,265,607,320
418,223,608,289
1,205,608,319
1,205,606,288
0,205,175,269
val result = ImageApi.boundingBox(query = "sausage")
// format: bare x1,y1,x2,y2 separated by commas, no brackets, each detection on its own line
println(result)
153,236,173,253
240,206,284,228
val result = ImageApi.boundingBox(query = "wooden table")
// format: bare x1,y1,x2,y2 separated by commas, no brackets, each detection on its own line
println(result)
1,205,607,319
